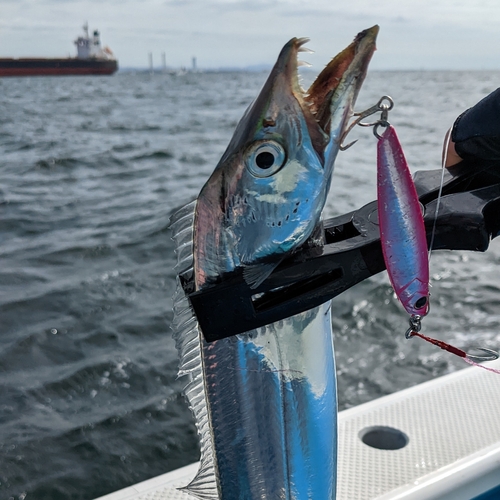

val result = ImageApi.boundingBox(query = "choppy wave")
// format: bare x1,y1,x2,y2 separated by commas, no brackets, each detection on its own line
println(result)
2,70,500,499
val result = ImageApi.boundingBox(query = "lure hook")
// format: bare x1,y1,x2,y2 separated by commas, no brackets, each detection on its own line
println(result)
340,95,394,150
466,347,499,363
406,328,499,364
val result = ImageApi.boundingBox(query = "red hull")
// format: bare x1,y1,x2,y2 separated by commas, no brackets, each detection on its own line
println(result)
0,58,118,77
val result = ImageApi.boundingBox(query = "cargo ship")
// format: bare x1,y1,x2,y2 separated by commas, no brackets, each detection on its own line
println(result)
0,24,118,77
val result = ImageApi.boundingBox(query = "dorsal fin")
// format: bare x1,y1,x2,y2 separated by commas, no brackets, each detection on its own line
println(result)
169,200,218,499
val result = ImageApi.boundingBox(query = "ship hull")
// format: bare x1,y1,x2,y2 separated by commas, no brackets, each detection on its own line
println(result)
0,58,118,77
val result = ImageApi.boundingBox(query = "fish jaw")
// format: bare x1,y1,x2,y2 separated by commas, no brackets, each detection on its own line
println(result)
306,25,379,180
194,28,378,290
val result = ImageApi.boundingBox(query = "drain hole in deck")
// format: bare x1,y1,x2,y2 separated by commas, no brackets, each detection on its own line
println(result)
359,426,409,450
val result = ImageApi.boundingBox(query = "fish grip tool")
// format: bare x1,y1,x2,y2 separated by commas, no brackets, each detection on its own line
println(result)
181,160,500,342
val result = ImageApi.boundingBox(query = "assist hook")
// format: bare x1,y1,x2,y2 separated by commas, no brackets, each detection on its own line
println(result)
340,95,394,150
405,315,499,363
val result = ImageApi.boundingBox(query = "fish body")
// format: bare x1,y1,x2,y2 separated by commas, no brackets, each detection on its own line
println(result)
171,27,378,500
377,125,429,318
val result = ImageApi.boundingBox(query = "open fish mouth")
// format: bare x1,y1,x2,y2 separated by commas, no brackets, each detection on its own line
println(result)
192,27,379,290
172,27,380,499
273,25,379,162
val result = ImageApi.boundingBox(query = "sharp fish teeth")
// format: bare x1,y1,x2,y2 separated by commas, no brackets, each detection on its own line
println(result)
298,60,312,67
298,46,314,54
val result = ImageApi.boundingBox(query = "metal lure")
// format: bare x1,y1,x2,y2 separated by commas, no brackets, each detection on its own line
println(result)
377,124,430,324
376,124,499,369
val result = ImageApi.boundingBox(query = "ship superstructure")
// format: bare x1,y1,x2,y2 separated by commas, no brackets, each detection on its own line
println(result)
0,24,118,77
74,23,115,61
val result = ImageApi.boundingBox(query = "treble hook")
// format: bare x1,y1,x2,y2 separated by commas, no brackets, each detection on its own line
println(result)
340,95,394,150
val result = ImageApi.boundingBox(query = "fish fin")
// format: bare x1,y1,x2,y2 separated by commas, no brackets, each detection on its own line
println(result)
170,200,197,273
170,201,218,499
243,261,279,289
179,458,220,499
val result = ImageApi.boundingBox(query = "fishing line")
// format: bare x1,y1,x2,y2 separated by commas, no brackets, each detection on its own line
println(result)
464,357,500,374
428,129,449,259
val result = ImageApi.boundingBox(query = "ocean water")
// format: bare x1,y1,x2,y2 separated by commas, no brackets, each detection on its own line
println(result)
1,69,500,500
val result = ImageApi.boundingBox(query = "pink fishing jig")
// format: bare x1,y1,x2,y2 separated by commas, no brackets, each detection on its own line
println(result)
342,96,498,369
377,124,429,321
376,122,499,372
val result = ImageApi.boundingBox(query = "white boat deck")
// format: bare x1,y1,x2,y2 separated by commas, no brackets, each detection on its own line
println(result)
95,359,500,500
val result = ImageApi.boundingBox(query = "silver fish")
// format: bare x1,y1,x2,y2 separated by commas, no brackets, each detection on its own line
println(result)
171,26,378,500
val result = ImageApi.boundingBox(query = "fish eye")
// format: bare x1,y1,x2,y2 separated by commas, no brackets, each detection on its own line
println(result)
414,296,428,310
246,141,286,177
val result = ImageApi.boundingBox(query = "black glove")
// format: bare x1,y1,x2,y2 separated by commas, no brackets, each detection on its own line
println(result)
451,88,500,162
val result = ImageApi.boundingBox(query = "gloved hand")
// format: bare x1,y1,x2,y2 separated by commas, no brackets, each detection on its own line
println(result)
445,88,500,167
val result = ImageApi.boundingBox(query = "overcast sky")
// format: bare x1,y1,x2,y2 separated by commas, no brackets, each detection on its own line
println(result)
1,0,500,70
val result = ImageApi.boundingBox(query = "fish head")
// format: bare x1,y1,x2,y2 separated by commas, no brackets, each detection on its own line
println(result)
194,27,378,289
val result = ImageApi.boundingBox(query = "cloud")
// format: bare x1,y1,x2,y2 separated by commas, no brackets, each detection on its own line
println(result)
1,0,500,68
